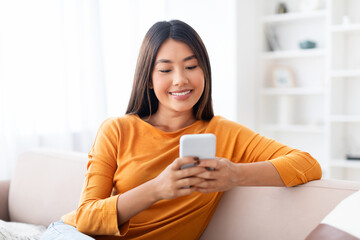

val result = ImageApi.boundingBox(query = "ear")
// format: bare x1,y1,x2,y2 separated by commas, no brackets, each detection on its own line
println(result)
148,81,153,89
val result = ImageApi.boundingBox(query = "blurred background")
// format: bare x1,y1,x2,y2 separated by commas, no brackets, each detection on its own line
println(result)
0,0,359,182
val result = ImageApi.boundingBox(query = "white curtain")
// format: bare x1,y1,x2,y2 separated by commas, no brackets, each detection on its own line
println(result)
0,0,107,180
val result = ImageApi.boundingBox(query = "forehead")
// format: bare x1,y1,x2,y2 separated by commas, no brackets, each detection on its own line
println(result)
155,39,195,61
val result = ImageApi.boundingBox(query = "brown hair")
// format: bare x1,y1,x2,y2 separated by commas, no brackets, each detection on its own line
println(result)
126,20,213,120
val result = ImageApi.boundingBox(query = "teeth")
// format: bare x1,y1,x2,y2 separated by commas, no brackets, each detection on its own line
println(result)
171,90,191,96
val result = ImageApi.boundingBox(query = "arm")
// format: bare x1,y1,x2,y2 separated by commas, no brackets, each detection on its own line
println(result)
236,130,322,187
77,155,206,234
194,126,321,192
194,158,284,193
234,161,285,186
116,157,206,226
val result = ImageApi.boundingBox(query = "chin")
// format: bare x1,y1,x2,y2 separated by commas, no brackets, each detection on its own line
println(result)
172,106,194,114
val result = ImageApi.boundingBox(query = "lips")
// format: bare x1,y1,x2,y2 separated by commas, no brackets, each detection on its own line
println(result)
169,90,192,96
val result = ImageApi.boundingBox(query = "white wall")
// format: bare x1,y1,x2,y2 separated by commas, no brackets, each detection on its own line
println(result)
99,0,167,117
236,0,259,130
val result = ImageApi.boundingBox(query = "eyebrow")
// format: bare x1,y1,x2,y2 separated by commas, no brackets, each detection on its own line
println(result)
155,55,197,65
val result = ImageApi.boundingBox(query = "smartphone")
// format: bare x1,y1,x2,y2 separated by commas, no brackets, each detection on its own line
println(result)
179,133,216,170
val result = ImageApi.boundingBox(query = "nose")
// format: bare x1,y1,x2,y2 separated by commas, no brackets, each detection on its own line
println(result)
173,69,188,86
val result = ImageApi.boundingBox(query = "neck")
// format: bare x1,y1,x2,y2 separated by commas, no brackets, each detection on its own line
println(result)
144,110,197,132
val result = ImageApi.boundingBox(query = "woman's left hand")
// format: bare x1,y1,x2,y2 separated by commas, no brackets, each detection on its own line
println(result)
193,158,239,193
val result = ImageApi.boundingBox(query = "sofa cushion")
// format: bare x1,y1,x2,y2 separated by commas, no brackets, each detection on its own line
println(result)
9,149,88,226
0,220,46,240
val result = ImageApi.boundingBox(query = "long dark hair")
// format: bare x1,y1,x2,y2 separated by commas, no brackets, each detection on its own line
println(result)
126,20,214,120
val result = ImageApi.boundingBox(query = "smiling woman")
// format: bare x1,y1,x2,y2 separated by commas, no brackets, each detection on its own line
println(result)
126,20,213,122
39,19,321,240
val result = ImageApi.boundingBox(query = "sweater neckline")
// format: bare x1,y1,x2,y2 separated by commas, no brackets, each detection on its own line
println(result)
131,114,205,135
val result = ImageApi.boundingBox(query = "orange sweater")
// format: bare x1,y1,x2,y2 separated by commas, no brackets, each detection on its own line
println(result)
62,115,322,239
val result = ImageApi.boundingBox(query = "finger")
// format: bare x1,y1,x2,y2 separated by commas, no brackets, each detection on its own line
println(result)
176,166,207,179
195,170,218,180
171,157,199,170
193,179,217,189
176,177,206,189
197,159,221,170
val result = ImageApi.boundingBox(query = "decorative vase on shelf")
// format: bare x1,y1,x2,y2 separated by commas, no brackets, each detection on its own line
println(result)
299,40,317,49
276,3,288,14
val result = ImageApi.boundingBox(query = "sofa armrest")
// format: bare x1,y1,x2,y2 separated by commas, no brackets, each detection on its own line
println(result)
0,180,10,221
201,179,360,240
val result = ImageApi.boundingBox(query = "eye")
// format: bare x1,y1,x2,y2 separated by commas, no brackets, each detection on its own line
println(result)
159,69,171,73
186,65,197,70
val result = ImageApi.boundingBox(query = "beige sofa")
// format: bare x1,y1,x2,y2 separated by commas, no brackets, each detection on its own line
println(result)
1,149,360,239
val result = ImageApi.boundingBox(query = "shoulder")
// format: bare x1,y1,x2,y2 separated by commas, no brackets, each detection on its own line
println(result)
97,115,138,133
208,115,258,138
209,115,247,130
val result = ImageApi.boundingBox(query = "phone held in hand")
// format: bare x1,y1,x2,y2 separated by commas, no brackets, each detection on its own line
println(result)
179,133,216,170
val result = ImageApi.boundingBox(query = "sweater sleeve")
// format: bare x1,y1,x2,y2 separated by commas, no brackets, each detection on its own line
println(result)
75,118,129,236
234,125,322,187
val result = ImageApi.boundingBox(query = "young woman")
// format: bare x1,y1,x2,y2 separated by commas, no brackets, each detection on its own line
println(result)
41,20,322,240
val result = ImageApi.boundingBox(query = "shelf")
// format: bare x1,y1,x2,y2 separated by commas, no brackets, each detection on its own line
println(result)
331,69,360,78
259,0,360,181
262,124,325,133
330,115,360,122
262,88,324,95
261,10,327,23
331,23,360,33
330,160,360,169
262,49,326,59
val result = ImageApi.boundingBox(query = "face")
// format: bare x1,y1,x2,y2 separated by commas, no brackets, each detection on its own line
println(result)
151,39,205,117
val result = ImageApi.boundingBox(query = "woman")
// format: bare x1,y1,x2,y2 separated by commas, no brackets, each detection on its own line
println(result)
41,19,322,240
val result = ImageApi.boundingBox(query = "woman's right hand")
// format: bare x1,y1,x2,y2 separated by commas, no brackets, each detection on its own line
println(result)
151,157,207,200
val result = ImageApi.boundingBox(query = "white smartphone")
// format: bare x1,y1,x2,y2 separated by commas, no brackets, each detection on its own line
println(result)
179,133,216,170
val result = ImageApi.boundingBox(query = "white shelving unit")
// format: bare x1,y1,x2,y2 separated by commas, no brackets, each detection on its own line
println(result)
262,48,326,59
262,87,324,95
262,124,326,133
260,9,327,23
330,160,360,169
330,115,360,122
331,69,360,78
328,0,360,180
332,23,360,32
258,0,360,181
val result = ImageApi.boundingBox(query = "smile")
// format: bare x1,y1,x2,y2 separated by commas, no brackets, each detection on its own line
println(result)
170,90,192,96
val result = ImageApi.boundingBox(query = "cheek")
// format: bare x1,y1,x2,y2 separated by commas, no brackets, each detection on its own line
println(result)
151,75,169,96
194,71,205,91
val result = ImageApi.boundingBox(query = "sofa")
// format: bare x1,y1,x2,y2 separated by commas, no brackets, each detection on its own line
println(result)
0,148,360,239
